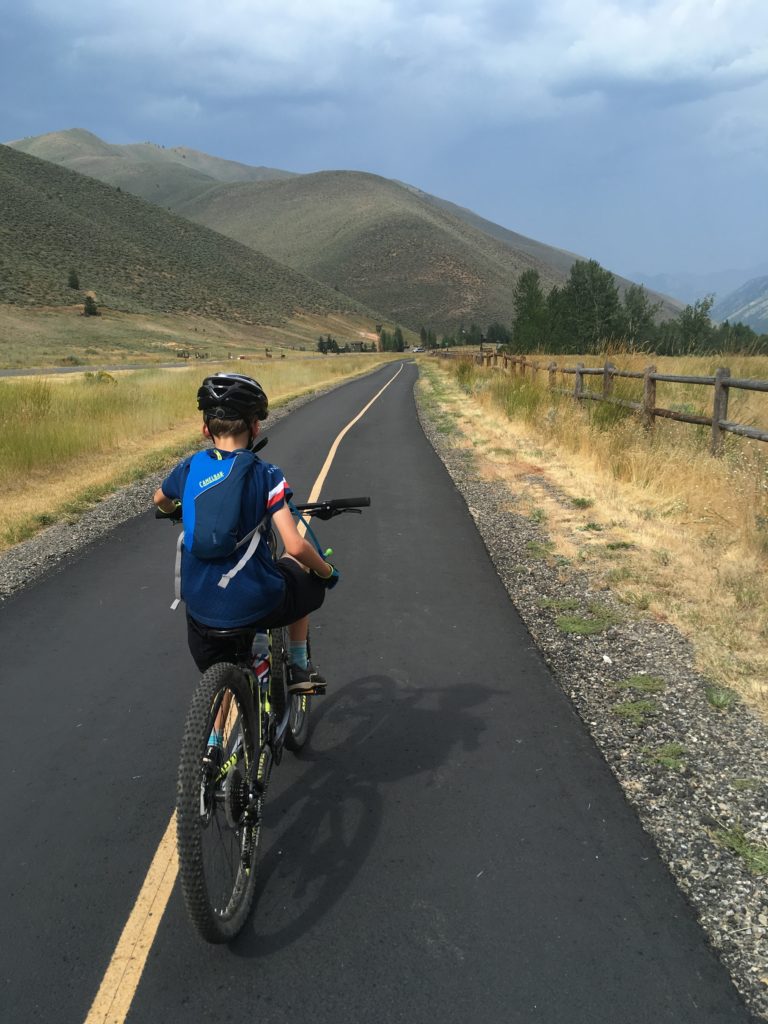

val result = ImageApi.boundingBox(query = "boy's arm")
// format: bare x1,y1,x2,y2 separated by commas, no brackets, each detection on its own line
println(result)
153,486,179,514
271,505,334,578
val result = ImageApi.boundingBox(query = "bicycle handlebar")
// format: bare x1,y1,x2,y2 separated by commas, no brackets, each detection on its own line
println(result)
293,497,370,515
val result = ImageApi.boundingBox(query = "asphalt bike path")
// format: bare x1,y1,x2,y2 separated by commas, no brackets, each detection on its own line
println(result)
0,362,754,1023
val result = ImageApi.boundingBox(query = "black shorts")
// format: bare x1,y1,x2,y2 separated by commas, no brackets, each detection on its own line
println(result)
186,557,326,672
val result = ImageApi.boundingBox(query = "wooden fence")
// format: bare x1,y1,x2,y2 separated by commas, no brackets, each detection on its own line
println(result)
438,351,768,455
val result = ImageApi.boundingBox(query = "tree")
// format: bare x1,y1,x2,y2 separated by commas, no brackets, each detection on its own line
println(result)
561,260,621,351
512,270,547,351
674,296,714,353
67,269,79,290
394,326,405,352
420,326,428,347
486,322,511,345
316,336,328,354
619,284,660,348
82,295,99,317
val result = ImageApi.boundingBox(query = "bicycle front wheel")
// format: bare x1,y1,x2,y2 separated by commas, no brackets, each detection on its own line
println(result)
176,662,264,943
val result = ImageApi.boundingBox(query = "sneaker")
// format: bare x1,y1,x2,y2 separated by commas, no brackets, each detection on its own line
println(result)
288,662,327,694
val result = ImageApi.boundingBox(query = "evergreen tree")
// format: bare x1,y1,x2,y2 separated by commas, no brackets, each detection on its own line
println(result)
512,270,547,351
619,284,660,348
394,326,405,352
486,322,511,345
83,295,99,317
67,269,80,290
561,260,621,352
420,326,428,346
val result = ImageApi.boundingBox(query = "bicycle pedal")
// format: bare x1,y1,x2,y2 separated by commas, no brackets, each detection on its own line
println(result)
293,684,326,696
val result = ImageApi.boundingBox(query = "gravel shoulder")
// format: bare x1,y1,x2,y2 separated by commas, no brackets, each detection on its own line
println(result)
2,365,766,1018
415,374,768,1021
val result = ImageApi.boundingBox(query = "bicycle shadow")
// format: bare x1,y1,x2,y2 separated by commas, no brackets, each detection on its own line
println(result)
230,671,499,958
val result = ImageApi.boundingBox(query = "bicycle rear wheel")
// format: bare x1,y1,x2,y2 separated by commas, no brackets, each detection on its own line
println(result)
269,626,311,751
176,662,265,943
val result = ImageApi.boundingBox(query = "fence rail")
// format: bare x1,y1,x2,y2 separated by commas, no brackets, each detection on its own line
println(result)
437,351,768,455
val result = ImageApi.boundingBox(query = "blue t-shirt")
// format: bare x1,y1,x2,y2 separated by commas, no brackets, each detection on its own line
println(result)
162,449,291,627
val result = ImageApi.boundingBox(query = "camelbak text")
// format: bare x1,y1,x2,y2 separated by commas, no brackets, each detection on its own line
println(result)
199,471,225,488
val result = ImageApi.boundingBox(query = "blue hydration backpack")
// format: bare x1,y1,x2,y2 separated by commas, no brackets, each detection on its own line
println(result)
170,449,267,610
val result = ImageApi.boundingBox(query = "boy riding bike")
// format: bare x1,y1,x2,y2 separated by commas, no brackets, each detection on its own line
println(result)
153,372,339,699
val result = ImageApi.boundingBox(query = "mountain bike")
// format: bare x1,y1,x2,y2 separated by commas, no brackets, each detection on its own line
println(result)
173,496,369,943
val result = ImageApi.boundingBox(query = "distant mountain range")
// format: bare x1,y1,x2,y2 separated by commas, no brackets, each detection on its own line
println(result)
0,143,364,323
712,276,768,332
633,264,768,308
6,129,679,331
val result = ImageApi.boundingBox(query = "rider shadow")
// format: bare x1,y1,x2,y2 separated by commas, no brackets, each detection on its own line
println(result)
230,672,499,958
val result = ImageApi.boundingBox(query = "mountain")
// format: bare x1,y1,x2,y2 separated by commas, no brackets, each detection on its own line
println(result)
0,144,365,324
712,276,768,332
631,265,768,306
7,129,678,331
7,129,295,208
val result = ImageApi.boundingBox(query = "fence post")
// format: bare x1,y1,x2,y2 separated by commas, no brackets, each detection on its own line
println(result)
574,363,584,399
520,356,527,378
531,360,539,382
711,367,731,456
642,365,656,429
548,361,557,389
603,361,615,398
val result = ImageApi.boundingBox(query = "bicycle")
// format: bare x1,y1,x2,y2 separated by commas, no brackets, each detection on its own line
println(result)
170,496,370,943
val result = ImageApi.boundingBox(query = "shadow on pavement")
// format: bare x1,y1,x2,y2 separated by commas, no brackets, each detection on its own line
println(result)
230,671,498,958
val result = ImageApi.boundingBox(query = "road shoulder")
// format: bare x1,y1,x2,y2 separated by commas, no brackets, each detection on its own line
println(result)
415,362,768,1022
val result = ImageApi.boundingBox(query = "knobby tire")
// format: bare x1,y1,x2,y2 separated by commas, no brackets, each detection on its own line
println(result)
176,662,262,943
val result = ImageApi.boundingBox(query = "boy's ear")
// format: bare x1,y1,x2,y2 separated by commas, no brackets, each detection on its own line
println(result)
250,419,260,438
202,421,212,439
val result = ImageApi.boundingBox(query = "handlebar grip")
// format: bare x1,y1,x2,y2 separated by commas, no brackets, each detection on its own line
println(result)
293,497,371,511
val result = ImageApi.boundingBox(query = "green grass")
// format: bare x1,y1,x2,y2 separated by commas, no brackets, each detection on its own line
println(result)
613,699,657,725
539,597,579,611
713,824,768,875
571,497,593,509
643,742,687,770
526,540,555,559
731,778,762,792
705,685,738,711
557,602,622,635
612,674,666,694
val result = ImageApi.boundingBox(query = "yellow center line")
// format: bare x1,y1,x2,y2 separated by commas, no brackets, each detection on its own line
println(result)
84,361,404,1024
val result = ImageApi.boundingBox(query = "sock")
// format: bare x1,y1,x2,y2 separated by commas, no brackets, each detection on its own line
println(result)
289,641,308,669
208,729,223,748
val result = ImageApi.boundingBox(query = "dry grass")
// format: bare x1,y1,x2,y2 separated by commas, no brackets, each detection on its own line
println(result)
0,355,396,549
0,304,384,368
424,356,768,718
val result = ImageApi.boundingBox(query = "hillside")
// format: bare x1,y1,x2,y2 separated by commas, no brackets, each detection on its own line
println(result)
7,129,678,332
712,276,768,332
8,129,295,207
0,144,366,325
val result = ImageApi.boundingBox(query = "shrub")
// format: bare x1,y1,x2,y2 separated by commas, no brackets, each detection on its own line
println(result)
83,295,100,317
67,269,80,289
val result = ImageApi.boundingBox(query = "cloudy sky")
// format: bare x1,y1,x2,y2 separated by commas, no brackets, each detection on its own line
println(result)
2,0,767,281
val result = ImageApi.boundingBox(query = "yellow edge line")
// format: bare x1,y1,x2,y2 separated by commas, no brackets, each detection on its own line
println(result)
83,360,405,1023
84,817,178,1024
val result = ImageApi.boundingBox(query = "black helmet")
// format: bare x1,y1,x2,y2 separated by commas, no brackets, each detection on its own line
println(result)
197,373,269,421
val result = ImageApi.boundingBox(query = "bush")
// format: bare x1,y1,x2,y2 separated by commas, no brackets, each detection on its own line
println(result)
83,295,100,317
67,269,79,289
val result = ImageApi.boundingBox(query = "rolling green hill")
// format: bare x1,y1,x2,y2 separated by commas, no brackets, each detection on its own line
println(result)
7,129,678,332
0,144,365,324
8,129,295,207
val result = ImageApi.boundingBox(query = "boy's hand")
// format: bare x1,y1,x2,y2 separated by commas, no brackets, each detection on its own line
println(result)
156,499,183,522
314,561,340,589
